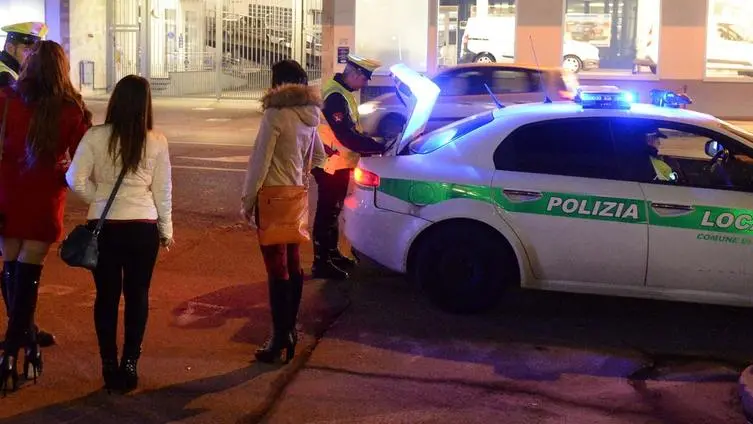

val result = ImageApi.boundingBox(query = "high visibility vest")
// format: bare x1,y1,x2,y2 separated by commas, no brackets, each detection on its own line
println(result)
318,78,363,174
651,157,675,181
0,61,18,81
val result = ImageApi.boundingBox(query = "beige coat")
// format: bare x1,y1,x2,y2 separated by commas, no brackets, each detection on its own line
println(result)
241,84,326,212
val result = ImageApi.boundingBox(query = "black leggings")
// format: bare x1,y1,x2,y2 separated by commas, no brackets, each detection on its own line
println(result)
89,221,160,360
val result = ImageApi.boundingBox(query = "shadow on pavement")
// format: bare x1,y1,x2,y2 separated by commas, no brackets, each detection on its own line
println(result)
332,261,753,383
0,365,270,424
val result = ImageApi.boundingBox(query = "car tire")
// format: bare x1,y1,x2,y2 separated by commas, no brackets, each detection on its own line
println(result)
412,221,519,314
377,113,407,140
473,53,496,63
562,55,583,73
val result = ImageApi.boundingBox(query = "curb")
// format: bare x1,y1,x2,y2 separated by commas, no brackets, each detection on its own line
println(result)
740,365,753,423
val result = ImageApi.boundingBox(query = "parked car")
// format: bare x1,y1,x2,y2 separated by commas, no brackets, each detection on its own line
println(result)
459,16,601,73
358,63,580,139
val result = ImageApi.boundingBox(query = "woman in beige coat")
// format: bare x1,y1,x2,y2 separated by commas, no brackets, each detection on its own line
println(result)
241,60,325,363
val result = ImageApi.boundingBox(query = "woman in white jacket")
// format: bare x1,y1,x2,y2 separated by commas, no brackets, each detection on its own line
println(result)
66,75,173,392
241,60,325,364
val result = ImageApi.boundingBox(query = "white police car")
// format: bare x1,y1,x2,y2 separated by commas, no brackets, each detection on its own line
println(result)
343,64,753,314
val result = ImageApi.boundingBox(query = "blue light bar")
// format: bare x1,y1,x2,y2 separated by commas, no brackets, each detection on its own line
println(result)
574,86,633,109
389,64,440,144
649,89,692,108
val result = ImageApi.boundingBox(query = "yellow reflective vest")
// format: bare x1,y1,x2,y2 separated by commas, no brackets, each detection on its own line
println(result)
318,78,363,174
0,61,18,81
651,157,675,181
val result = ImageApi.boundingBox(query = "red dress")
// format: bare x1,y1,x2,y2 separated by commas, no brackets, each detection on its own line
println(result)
0,87,90,242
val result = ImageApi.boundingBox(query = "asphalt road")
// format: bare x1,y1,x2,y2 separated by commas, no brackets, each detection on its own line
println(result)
0,99,750,423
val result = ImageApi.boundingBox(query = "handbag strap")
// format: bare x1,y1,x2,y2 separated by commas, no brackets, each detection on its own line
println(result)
303,128,316,188
92,165,128,236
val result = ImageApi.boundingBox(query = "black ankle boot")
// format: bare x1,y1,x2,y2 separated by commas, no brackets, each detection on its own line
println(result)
101,357,120,392
120,357,139,392
329,249,357,269
22,344,42,383
311,259,349,280
255,279,294,364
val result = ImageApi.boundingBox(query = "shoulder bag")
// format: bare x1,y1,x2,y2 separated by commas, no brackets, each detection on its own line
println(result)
256,130,316,246
59,166,128,270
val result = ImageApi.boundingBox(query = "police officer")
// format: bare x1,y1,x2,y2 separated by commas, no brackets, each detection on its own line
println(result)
646,130,676,182
0,22,55,348
0,22,48,87
313,54,386,280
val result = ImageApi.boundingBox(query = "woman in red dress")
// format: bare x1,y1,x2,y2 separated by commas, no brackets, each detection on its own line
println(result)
0,40,91,392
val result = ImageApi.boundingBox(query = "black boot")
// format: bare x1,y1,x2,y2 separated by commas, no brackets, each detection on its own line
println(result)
255,278,294,364
329,249,357,270
102,356,121,393
312,242,348,280
16,263,43,383
1,260,17,316
288,270,304,345
120,356,139,392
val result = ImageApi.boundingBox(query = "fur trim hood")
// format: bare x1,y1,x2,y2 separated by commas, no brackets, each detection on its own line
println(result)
261,83,322,127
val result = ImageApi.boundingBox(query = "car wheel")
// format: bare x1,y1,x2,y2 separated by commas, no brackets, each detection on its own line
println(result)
377,113,407,140
562,55,583,73
413,221,519,314
473,53,495,63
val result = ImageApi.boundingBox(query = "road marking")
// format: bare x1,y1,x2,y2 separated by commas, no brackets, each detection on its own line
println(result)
175,155,249,163
172,165,246,172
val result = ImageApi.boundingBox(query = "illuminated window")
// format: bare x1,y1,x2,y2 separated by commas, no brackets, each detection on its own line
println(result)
563,0,661,77
443,1,517,68
355,0,429,73
706,0,753,80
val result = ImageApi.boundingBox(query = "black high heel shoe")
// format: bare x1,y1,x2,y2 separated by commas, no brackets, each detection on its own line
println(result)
0,354,19,395
23,345,42,383
254,333,296,364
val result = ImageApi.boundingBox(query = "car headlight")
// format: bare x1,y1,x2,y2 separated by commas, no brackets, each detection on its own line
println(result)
358,103,378,115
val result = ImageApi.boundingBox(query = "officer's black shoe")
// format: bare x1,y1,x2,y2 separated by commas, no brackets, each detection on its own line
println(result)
311,260,349,280
36,331,55,348
329,249,357,269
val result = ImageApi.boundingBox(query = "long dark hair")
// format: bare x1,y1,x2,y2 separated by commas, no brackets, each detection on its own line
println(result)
271,60,308,87
104,75,153,173
15,40,92,165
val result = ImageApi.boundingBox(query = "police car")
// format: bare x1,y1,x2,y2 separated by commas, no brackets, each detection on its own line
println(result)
343,64,753,314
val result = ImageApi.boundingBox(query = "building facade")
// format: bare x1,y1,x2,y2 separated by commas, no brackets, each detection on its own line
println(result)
6,1,753,117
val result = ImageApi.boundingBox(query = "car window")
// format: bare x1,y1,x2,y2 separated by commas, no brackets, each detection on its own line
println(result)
494,118,620,180
490,69,534,94
611,118,753,192
433,69,487,96
408,111,494,155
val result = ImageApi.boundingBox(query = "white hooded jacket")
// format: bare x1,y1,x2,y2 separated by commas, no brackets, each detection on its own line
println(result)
242,83,326,211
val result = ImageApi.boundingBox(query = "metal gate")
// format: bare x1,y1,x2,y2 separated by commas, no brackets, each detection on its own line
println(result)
107,0,322,99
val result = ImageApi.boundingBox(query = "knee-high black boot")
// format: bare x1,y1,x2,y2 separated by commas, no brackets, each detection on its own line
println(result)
15,263,43,383
1,261,18,318
287,270,304,346
255,278,294,364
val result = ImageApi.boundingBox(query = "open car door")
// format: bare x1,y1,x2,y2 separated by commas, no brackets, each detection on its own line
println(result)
385,64,440,156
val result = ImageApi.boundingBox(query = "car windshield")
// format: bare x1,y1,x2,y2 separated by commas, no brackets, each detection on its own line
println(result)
407,111,494,154
720,121,753,145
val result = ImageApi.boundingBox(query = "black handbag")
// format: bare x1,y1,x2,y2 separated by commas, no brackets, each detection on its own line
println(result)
59,166,128,270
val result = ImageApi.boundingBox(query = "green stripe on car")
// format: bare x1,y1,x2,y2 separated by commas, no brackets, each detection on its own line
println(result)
377,178,753,234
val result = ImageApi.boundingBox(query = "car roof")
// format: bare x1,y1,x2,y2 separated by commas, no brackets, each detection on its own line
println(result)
488,101,722,129
435,62,560,75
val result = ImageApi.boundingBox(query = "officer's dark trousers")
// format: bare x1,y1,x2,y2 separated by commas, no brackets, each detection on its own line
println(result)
312,167,351,261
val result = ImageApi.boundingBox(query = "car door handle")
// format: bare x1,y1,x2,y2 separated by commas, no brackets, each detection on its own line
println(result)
651,202,694,216
502,189,542,202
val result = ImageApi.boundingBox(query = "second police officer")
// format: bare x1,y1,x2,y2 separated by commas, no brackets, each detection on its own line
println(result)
313,54,386,280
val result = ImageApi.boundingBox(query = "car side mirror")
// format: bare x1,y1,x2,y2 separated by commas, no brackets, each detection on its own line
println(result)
705,140,722,157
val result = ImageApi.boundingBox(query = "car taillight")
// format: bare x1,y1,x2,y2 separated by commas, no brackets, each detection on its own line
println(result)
353,168,380,188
